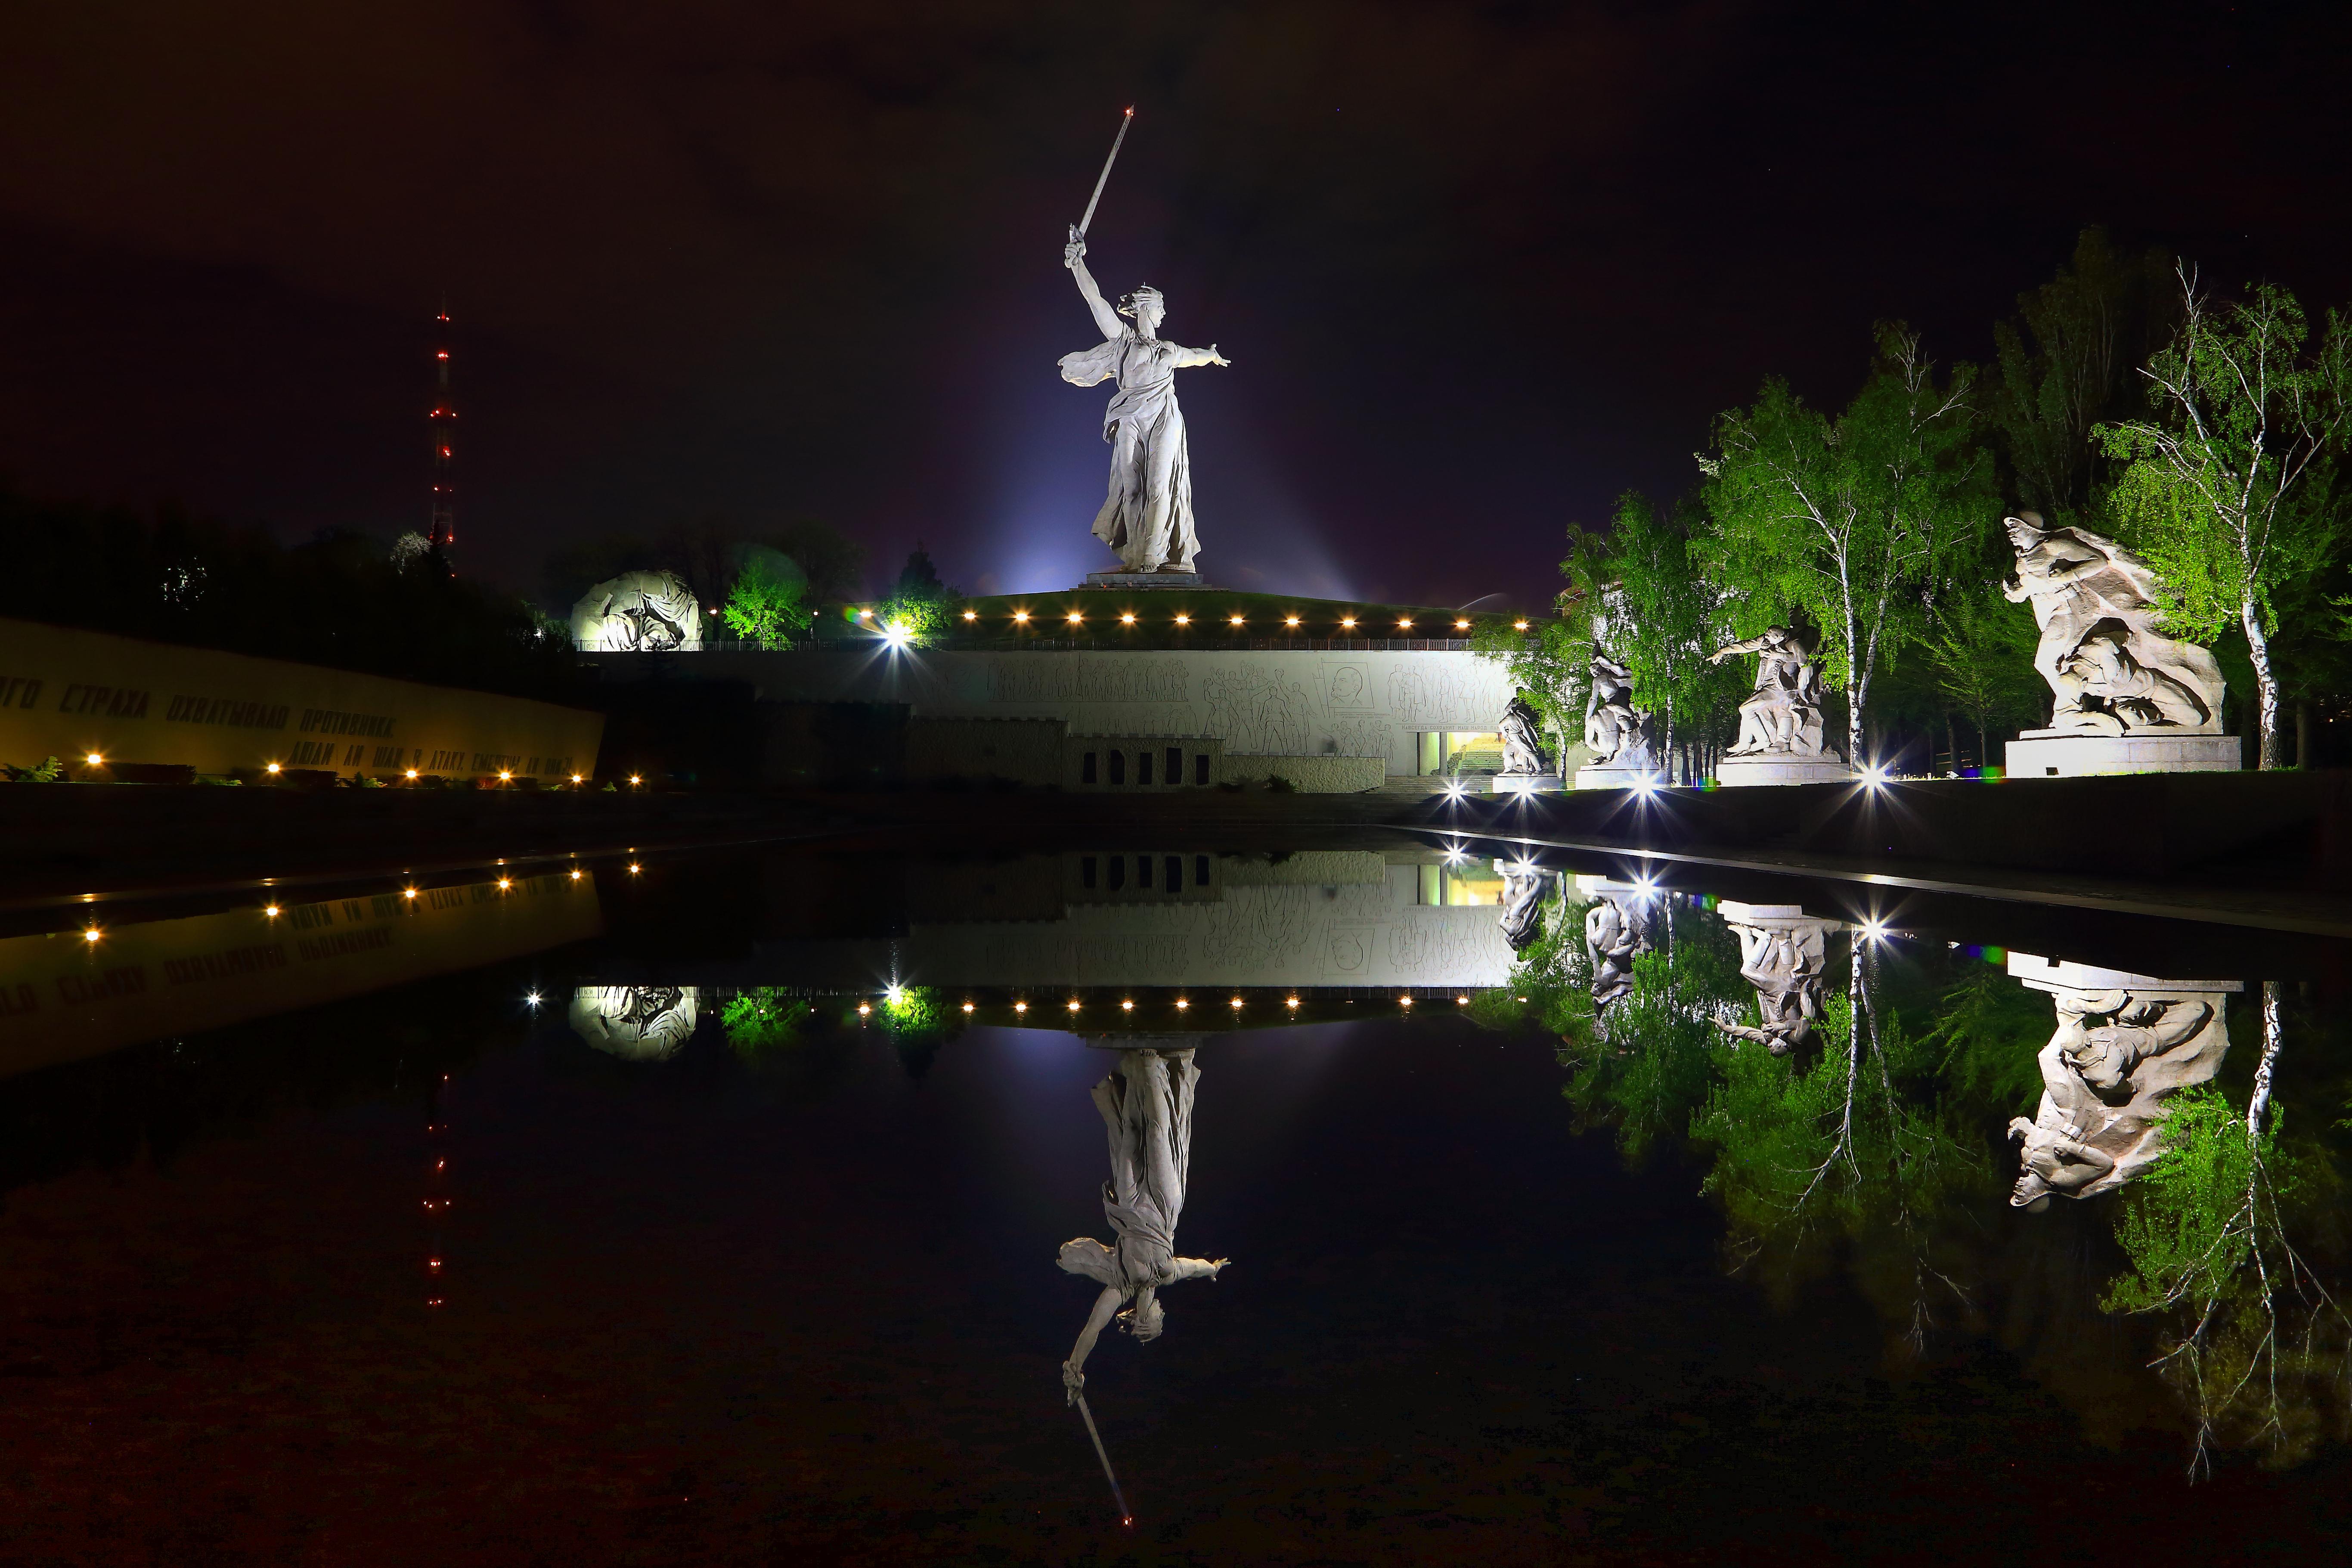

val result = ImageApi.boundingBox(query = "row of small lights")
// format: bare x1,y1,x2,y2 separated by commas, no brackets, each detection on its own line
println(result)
856,608,1531,632
74,753,646,788
80,855,645,949
854,990,1473,1015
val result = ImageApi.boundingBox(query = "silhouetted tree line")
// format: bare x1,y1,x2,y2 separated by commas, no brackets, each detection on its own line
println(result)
0,483,587,704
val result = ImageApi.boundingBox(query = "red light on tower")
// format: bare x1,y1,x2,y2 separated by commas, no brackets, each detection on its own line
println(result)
428,308,457,557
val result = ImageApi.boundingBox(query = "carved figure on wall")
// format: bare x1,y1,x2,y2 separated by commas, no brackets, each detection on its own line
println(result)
2000,512,2225,736
569,985,699,1060
1059,1043,1229,1406
1708,627,1832,757
1498,695,1551,776
1495,860,1549,950
571,571,702,653
1583,653,1658,769
2006,968,2234,1209
1585,888,1655,1014
1059,236,1230,575
1711,906,1834,1056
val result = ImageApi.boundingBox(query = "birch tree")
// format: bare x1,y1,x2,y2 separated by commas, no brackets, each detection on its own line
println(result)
2098,267,2352,769
1701,325,1993,765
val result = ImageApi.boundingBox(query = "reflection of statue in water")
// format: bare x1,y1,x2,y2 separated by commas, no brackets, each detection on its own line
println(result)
1708,627,1834,758
1583,653,1657,769
1495,861,1549,951
2005,956,2237,1209
1498,695,1551,776
1059,1043,1229,1406
2000,512,2224,735
1710,905,1834,1056
569,985,699,1060
1584,887,1655,1016
1059,236,1231,575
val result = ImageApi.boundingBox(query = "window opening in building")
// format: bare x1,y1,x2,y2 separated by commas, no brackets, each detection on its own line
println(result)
1165,855,1182,890
1137,750,1153,785
1195,853,1210,886
1081,856,1097,889
1138,854,1153,889
1082,751,1098,784
1109,855,1126,891
1109,750,1126,785
1193,753,1209,785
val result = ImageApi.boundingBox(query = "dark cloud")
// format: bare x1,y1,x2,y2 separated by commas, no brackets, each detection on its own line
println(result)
2,1,2348,605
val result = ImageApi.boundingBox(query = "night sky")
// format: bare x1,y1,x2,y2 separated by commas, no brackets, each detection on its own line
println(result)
4,1,2349,609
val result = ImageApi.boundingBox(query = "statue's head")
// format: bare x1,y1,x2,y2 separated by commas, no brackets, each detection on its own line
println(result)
2003,511,2048,553
1118,285,1165,335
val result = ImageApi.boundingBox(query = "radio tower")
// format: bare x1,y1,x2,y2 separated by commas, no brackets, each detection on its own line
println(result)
427,306,457,562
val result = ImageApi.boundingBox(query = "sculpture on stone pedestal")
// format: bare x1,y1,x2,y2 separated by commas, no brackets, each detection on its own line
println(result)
2005,965,2234,1209
1710,906,1834,1056
1584,887,1655,1016
1583,653,1658,770
571,571,702,653
1058,1042,1229,1408
1496,861,1549,951
2000,512,2225,737
569,985,700,1059
1708,628,1835,759
1498,695,1552,776
1059,236,1230,576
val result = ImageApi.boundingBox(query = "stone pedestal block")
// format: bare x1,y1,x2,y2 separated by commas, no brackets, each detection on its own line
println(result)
2004,730,2241,778
1714,756,1858,787
1487,773,1563,796
1574,764,1661,790
1082,570,1209,589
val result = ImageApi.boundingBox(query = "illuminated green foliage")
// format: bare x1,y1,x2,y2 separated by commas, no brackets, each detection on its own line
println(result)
720,548,813,648
721,988,810,1053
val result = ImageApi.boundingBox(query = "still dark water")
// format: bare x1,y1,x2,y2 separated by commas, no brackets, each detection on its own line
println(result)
3,843,2349,1564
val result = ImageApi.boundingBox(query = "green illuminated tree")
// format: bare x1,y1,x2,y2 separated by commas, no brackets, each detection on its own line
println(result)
1701,325,1995,765
721,988,811,1053
720,546,813,648
1593,494,1747,779
2098,269,2352,769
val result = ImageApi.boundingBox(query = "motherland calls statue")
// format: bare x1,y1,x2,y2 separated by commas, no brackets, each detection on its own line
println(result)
2005,958,2237,1209
2000,512,2225,736
1583,653,1658,769
1708,627,1835,758
1710,905,1835,1057
1498,695,1552,776
1059,1042,1229,1407
1059,236,1230,577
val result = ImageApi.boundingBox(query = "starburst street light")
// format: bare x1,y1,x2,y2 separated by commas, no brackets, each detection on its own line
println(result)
882,620,913,649
1859,917,1891,943
1860,762,1890,787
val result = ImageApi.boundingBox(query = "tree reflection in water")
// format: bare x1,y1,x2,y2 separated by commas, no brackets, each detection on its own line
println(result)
1482,889,2352,1473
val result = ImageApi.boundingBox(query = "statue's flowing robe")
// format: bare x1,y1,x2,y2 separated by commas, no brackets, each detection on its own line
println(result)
1060,333,1201,573
1086,1048,1198,1288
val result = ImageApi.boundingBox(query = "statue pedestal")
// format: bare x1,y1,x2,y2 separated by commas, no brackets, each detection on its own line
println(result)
1082,570,1209,589
1574,762,1661,790
2005,730,2241,778
1487,773,1562,796
1714,755,1857,787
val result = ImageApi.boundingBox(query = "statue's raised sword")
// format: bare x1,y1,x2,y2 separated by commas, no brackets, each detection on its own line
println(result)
1069,106,1134,246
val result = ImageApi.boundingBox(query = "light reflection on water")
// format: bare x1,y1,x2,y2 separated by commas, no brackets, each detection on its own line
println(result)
1,842,2347,1552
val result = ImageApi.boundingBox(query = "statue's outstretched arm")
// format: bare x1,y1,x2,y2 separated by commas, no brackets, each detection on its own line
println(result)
1064,239,1124,341
1709,634,1768,664
1166,341,1232,368
1062,1284,1125,1404
1167,1256,1229,1283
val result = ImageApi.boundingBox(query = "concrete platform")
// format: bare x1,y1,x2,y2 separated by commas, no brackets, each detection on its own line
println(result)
1081,570,1209,589
1714,756,1857,787
1487,773,1563,796
2006,730,2240,778
1574,764,1661,790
